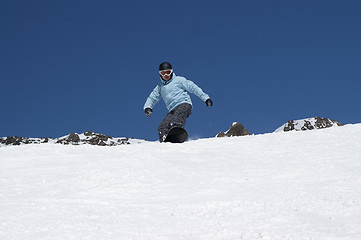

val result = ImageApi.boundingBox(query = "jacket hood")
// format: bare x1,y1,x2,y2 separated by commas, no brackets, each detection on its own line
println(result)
160,73,176,85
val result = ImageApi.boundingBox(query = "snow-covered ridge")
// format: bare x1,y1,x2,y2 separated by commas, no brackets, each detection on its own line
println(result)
0,117,347,146
0,131,146,147
275,116,343,132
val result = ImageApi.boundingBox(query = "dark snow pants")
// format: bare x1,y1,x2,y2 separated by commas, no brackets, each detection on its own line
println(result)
158,103,192,142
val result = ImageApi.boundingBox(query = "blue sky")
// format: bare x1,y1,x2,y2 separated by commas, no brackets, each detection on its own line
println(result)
1,0,360,141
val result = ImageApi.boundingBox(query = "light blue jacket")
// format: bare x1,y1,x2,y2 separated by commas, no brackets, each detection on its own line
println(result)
144,73,210,112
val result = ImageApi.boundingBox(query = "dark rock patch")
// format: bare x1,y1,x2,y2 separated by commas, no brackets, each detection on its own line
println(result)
217,122,251,137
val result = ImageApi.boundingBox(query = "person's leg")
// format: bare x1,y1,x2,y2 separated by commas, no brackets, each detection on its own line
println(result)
158,112,173,142
170,103,192,128
157,103,192,142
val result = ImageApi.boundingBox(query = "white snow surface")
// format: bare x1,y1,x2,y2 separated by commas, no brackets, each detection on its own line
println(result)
1,124,361,240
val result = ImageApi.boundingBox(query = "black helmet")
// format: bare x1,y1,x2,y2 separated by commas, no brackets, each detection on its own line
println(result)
159,62,172,71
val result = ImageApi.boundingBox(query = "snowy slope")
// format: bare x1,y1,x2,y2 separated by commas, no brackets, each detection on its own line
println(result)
1,124,361,240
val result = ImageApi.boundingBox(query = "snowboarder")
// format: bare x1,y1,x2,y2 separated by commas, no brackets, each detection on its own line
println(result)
144,62,213,142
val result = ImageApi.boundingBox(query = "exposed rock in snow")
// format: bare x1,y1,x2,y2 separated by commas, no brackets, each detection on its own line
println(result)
275,117,344,132
0,131,146,147
217,122,251,137
0,136,50,146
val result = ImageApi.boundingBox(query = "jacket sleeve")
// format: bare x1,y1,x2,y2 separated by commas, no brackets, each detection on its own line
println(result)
181,78,210,102
143,85,161,110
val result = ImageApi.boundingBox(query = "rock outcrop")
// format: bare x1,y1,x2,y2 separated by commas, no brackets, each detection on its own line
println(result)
217,122,251,137
1,131,145,147
275,117,343,132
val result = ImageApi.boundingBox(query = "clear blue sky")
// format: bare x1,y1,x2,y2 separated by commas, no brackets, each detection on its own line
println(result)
1,0,360,140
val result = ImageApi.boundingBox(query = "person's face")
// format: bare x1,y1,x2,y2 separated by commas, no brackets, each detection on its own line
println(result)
159,69,173,81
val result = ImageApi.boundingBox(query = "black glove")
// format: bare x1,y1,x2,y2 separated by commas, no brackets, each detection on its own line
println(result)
145,108,153,117
205,98,213,107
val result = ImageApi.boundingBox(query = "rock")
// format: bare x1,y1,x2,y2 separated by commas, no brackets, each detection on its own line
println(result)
217,122,251,137
5,136,22,145
84,131,93,136
275,117,344,132
67,133,80,142
1,131,146,147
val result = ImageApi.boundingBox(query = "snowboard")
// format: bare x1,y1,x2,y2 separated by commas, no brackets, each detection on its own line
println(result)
164,127,188,143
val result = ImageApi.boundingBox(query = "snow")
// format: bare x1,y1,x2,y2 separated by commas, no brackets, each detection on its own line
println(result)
1,124,361,240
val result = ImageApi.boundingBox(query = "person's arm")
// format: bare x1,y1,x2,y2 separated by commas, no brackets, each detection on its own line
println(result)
143,85,161,116
181,78,211,104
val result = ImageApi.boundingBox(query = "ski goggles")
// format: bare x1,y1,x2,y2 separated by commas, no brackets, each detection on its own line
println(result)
159,69,173,76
